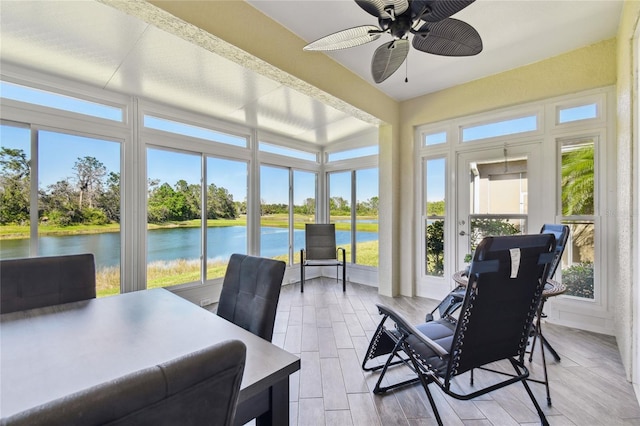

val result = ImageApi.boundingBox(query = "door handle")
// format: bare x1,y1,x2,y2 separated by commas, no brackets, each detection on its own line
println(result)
459,230,466,236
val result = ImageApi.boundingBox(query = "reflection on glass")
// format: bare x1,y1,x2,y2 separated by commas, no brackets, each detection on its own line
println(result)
206,157,247,279
147,148,201,288
425,158,445,276
356,168,378,267
38,131,121,297
329,171,352,263
293,170,316,264
260,165,290,262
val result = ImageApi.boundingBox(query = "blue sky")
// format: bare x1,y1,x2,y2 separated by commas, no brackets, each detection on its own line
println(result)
1,124,377,206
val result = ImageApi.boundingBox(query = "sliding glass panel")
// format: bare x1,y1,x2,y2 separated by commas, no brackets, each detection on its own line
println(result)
206,157,248,280
260,165,290,262
425,158,445,276
38,130,121,297
0,123,31,259
147,148,201,288
560,138,596,299
355,168,378,266
329,171,352,263
293,170,316,264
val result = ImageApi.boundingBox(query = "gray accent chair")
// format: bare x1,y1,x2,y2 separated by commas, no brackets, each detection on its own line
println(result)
1,253,96,314
1,339,247,426
299,223,346,293
217,253,286,342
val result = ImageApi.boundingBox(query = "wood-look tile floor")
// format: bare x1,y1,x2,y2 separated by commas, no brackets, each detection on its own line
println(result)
212,278,640,425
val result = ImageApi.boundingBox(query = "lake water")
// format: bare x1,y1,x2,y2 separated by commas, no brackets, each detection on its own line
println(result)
0,226,378,268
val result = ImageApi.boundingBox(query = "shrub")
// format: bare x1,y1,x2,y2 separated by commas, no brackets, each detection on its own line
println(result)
562,262,594,299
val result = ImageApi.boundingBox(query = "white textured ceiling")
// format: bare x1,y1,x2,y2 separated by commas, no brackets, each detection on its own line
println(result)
0,0,377,145
0,0,624,146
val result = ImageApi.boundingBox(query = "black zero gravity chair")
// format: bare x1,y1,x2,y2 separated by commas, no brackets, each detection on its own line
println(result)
362,234,556,426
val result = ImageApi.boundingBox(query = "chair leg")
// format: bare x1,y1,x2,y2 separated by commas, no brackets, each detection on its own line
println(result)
342,263,346,292
511,359,549,426
300,264,304,293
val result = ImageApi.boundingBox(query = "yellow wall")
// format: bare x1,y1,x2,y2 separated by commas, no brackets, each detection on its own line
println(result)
396,38,617,295
614,0,640,382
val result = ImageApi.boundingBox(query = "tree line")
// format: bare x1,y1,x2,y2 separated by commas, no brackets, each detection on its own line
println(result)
0,148,240,226
0,148,379,227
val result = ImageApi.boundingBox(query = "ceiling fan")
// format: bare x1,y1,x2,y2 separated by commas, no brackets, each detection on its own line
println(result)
303,0,482,83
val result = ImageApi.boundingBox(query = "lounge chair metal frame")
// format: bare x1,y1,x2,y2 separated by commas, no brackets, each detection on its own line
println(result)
362,234,556,426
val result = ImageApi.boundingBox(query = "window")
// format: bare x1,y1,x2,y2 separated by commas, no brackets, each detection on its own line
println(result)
206,157,248,279
560,137,596,300
329,171,352,262
424,158,446,276
558,103,598,124
355,168,378,266
327,145,378,162
144,115,246,148
293,170,316,263
146,148,202,288
1,81,123,122
259,142,317,162
260,165,290,262
329,168,379,266
0,125,123,297
462,115,537,142
0,123,31,258
424,131,447,146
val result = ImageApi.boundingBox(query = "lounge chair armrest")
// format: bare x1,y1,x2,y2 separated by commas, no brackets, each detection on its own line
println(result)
337,247,346,262
376,303,449,358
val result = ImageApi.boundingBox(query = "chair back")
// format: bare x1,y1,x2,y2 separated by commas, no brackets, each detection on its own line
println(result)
540,223,570,279
3,340,246,426
447,234,555,379
1,253,96,314
217,254,286,341
304,224,337,260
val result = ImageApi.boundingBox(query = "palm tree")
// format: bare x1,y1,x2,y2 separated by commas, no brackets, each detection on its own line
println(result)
561,144,594,216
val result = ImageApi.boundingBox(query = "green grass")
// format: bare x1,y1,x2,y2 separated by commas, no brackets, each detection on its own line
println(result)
95,239,379,297
1,215,379,239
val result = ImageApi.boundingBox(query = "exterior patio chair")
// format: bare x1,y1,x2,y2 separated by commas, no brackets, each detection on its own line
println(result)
0,253,96,314
362,234,556,426
217,253,286,342
299,223,346,292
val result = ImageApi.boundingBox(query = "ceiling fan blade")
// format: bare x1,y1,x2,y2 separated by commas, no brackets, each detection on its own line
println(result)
412,18,482,56
355,0,409,19
411,0,475,22
304,25,382,51
371,39,409,83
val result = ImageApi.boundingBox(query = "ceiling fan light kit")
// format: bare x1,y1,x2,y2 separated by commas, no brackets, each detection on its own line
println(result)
304,0,482,83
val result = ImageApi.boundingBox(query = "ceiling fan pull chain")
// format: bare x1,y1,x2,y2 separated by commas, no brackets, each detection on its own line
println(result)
405,54,409,83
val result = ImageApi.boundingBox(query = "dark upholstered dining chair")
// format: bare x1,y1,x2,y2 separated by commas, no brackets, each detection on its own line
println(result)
362,234,556,426
0,253,96,314
1,340,247,426
299,223,346,292
216,253,286,342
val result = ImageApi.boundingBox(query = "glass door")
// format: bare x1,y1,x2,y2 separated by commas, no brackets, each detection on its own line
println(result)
456,144,541,270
